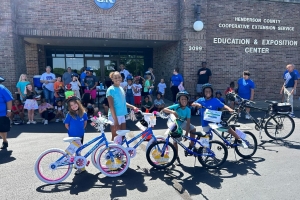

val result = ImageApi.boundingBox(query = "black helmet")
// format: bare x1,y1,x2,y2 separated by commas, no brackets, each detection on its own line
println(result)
215,91,222,96
0,77,5,83
226,92,236,101
176,91,190,102
202,83,213,94
66,95,80,104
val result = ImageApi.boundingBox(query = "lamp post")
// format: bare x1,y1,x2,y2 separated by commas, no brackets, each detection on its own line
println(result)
193,5,204,31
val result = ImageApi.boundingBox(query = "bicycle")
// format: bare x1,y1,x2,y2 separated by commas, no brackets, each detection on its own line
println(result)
91,110,166,169
227,92,295,140
34,115,131,184
146,112,228,169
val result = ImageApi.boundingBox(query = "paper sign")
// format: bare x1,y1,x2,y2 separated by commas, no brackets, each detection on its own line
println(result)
204,109,222,123
200,137,210,148
65,140,81,155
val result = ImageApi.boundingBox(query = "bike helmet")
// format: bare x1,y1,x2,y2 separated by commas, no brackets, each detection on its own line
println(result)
202,83,213,94
126,75,133,80
86,67,93,71
71,73,78,78
0,76,5,83
66,95,80,104
176,91,191,102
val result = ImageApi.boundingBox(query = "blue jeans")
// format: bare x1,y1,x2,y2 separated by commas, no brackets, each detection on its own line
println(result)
126,94,134,113
43,88,54,104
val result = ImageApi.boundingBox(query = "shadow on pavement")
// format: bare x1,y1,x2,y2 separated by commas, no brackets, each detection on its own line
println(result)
36,167,148,199
0,150,16,165
258,139,300,151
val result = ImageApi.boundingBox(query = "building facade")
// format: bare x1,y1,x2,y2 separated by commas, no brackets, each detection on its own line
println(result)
1,0,300,100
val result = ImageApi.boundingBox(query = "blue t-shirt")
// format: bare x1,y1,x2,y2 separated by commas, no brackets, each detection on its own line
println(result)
80,72,86,85
283,69,300,79
106,85,127,116
16,81,30,99
171,74,183,86
64,112,88,137
217,97,225,104
237,78,255,99
195,97,224,127
0,85,14,117
283,71,297,88
167,104,191,120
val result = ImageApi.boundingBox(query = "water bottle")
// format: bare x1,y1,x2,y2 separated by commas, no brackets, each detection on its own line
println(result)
100,82,103,90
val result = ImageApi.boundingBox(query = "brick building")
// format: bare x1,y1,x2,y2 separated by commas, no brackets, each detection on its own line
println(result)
0,0,299,100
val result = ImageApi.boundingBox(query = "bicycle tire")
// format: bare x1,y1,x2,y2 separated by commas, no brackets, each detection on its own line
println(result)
34,148,72,184
264,113,295,140
146,140,177,169
90,142,113,170
234,131,257,159
197,140,228,169
97,144,130,177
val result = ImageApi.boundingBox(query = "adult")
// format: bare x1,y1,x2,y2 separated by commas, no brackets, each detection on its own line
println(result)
0,77,13,149
62,67,73,85
40,66,56,104
170,67,184,103
282,64,299,103
237,71,255,119
84,67,98,101
80,67,87,95
16,74,30,102
281,64,298,118
197,61,212,96
119,64,130,81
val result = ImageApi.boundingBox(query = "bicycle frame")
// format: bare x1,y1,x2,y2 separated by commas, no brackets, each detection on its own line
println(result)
121,127,157,149
209,128,239,148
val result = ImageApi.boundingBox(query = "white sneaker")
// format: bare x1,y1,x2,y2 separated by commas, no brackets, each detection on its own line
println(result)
55,119,59,123
27,121,31,125
238,113,241,117
238,140,248,149
44,120,48,125
31,121,37,124
245,114,250,120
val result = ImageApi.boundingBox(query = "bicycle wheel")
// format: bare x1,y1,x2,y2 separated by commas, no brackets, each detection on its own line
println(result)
90,142,113,170
97,144,130,177
34,148,72,184
264,113,295,140
197,140,228,169
234,131,257,159
146,141,177,169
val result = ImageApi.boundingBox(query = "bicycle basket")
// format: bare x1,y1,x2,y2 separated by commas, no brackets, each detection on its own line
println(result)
273,103,291,113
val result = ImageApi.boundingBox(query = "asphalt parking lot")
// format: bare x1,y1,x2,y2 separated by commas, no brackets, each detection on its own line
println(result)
1,112,299,200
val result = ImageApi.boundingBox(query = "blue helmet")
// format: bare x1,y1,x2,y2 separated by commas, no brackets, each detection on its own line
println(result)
126,75,133,80
202,83,213,94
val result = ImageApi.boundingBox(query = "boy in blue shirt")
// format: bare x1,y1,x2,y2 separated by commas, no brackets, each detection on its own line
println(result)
162,91,196,165
192,83,248,148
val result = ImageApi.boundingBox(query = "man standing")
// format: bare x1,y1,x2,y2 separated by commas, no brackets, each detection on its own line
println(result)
62,67,73,85
119,64,130,81
196,62,212,96
0,77,13,149
40,66,56,104
281,64,297,118
84,67,98,101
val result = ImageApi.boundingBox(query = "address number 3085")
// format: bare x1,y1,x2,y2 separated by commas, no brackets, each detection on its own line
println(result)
188,46,203,51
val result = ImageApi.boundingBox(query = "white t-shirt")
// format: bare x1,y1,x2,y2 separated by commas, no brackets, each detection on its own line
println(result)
40,72,56,92
120,81,127,90
158,83,166,94
132,84,142,96
70,81,80,91
55,105,64,111
120,69,130,81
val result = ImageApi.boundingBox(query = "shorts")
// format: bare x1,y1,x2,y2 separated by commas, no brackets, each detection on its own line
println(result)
196,84,203,93
84,89,96,100
0,116,10,132
108,115,126,125
134,96,141,104
180,121,196,131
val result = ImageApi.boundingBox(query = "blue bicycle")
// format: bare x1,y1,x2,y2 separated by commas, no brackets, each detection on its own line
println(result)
146,113,228,169
34,115,131,184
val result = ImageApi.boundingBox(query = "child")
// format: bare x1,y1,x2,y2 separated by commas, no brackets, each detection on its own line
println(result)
120,73,127,90
142,96,154,113
157,79,166,98
70,75,81,99
65,84,75,99
10,99,25,124
153,93,165,112
64,96,88,175
124,75,134,112
132,77,142,108
162,91,196,165
225,81,235,109
192,83,248,148
54,100,65,122
16,74,30,102
106,71,138,140
215,91,225,104
24,84,39,124
39,98,55,125
54,75,65,102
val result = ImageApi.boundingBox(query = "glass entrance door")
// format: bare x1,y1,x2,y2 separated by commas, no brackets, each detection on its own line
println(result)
85,59,118,84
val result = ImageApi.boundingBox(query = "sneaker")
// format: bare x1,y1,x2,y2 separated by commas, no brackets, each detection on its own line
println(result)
0,142,8,149
75,167,86,175
27,121,31,125
237,139,248,149
175,157,181,165
55,119,59,123
44,120,48,125
184,146,193,157
245,114,250,120
238,113,241,118
289,113,296,118
31,121,37,124
41,119,45,124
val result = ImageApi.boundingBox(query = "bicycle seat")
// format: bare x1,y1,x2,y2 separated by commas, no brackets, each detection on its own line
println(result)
265,100,278,105
116,130,131,136
194,132,206,137
63,137,82,143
